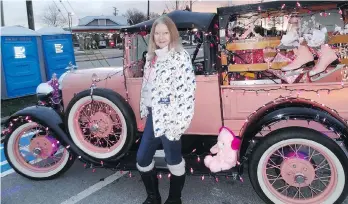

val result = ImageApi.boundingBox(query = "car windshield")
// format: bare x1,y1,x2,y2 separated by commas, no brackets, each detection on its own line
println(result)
126,33,204,78
128,33,203,61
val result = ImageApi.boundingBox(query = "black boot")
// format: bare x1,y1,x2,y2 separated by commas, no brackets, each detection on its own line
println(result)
140,169,162,204
164,174,186,204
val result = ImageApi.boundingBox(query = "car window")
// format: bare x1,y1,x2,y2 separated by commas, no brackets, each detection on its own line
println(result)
127,33,205,77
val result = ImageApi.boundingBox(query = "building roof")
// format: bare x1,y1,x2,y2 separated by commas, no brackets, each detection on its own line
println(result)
69,15,128,32
71,25,125,30
70,25,126,33
78,15,128,26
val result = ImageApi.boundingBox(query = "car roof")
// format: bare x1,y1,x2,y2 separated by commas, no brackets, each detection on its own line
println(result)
121,10,217,33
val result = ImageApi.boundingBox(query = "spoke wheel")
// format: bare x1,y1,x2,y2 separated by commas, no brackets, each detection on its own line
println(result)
4,122,74,180
249,127,348,204
66,89,137,161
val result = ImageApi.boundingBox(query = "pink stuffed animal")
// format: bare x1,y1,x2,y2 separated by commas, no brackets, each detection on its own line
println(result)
204,126,241,173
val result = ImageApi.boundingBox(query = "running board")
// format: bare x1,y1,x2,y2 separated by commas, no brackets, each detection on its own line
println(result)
114,150,240,179
154,150,167,168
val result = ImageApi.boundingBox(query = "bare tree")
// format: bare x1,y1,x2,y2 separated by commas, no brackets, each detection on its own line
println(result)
40,3,67,27
165,0,190,12
123,8,147,25
150,12,160,19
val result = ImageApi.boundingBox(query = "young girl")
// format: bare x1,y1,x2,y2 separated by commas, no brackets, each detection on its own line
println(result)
136,16,196,204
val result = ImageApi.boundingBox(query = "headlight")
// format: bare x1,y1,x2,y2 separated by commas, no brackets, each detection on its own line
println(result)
36,82,54,95
36,82,54,101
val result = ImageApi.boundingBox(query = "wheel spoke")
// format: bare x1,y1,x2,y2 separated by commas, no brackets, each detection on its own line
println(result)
276,183,290,193
113,121,122,128
295,144,303,156
308,184,323,193
105,138,115,148
19,144,30,152
275,149,286,159
315,161,330,171
309,150,321,160
314,175,331,181
32,157,43,167
267,157,281,170
299,187,306,199
309,185,317,198
270,174,282,185
314,175,329,187
267,163,281,170
288,145,297,156
293,188,299,199
267,173,280,178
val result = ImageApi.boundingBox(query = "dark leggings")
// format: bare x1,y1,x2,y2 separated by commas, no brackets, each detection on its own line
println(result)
136,108,183,168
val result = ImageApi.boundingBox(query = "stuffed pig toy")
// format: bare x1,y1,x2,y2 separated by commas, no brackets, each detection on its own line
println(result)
204,126,241,173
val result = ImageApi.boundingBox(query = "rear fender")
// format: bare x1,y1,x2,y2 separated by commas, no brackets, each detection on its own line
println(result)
2,106,115,167
238,97,348,163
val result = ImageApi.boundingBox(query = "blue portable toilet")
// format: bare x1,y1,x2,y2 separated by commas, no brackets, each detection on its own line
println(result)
1,26,46,99
37,27,76,79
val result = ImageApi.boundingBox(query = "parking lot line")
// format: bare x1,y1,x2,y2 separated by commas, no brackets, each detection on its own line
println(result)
60,171,128,204
1,169,14,177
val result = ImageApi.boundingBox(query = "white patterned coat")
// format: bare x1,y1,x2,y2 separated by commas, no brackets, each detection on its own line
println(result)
139,49,196,141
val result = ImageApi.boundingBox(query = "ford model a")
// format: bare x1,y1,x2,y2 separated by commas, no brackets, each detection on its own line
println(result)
2,1,348,203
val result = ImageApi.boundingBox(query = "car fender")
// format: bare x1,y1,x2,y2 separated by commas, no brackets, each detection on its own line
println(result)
2,106,117,167
60,67,127,112
238,97,348,163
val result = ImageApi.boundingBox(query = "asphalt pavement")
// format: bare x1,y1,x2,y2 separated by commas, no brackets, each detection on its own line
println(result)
1,130,264,204
1,158,265,204
75,48,124,62
2,138,348,204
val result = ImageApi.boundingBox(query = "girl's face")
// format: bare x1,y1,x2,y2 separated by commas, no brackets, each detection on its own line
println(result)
154,23,170,49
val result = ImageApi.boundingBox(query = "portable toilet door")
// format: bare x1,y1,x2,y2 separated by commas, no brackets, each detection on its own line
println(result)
1,26,46,99
37,27,76,79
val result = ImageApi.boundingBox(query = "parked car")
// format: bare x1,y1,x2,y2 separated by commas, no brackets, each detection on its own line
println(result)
2,2,348,203
98,40,106,48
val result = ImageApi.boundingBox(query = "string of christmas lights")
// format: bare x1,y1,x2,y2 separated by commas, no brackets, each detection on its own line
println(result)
3,3,348,183
47,74,61,105
1,112,242,182
234,95,348,169
3,94,347,183
258,1,347,17
222,81,348,96
238,95,348,137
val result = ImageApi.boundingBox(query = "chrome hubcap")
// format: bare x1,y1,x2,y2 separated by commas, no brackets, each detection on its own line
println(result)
32,147,42,156
90,123,99,133
294,174,306,184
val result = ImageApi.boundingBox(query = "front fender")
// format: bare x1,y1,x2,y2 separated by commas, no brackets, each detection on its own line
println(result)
3,106,113,167
8,106,63,130
61,67,127,112
238,97,348,162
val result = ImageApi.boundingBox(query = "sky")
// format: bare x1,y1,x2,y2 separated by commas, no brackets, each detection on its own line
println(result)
1,0,263,30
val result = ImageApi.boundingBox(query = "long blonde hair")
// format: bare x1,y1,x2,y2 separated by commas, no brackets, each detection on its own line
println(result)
147,15,183,60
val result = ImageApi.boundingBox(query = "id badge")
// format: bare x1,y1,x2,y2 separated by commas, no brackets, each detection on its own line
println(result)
159,97,170,104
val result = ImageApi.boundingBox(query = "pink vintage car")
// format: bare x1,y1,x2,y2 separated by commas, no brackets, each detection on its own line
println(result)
2,1,348,203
